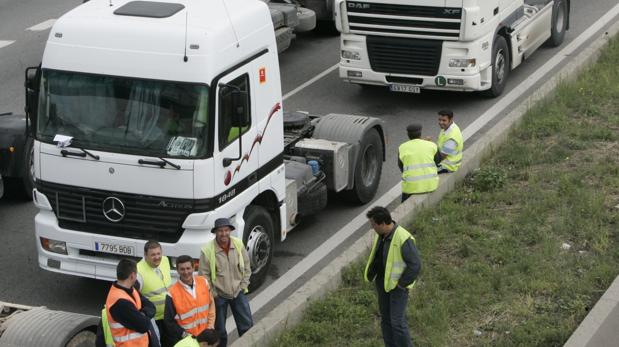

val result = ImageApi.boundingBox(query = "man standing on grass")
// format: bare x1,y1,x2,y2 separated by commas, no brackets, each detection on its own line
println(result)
365,206,421,347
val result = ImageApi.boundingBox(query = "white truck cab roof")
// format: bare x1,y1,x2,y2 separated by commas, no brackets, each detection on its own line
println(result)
43,0,276,83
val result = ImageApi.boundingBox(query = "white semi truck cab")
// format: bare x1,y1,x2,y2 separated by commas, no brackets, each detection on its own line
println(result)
26,0,385,291
335,0,570,96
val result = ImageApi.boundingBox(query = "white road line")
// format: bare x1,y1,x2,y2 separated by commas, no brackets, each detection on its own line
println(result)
26,19,56,32
0,40,15,49
283,64,338,100
228,4,619,333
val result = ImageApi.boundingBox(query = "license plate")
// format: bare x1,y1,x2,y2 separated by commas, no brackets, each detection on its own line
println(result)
95,241,135,256
389,84,421,93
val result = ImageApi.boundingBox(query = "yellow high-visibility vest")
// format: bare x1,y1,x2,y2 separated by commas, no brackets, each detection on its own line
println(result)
437,123,463,172
137,257,172,321
173,335,200,347
399,139,438,194
201,236,248,294
364,226,417,292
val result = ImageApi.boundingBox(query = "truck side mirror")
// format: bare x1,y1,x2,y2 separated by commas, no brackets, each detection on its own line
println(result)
24,67,40,138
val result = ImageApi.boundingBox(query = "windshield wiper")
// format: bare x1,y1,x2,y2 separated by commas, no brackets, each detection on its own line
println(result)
138,157,181,170
61,147,100,160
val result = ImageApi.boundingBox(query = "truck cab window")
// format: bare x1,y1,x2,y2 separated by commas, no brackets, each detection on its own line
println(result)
36,70,211,158
218,74,251,150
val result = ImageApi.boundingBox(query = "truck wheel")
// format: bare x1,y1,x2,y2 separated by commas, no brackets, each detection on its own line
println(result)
547,0,567,47
483,35,510,98
345,128,383,204
21,137,35,199
243,205,275,292
66,330,96,347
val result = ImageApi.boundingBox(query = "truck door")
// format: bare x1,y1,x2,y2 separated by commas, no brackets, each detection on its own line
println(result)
213,70,259,207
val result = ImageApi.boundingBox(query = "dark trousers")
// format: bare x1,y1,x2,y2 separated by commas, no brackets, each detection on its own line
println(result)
215,292,253,347
376,282,413,347
155,319,171,347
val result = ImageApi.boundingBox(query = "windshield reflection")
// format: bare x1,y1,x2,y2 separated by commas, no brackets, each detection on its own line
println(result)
37,69,210,158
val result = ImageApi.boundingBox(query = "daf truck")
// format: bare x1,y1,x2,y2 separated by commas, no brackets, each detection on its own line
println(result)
27,0,385,291
335,0,570,96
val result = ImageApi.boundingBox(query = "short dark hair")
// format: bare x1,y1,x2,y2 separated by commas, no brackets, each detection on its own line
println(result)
438,109,453,119
144,240,161,255
366,206,392,225
196,329,220,344
117,259,137,280
175,255,193,269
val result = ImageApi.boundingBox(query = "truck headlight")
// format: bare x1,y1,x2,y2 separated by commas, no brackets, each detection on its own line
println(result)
341,50,361,60
40,237,68,255
449,58,476,68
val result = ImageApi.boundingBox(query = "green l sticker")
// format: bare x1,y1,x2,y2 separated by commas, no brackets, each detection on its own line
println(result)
435,76,447,87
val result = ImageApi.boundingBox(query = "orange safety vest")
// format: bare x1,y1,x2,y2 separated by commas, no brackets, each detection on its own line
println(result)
168,276,214,336
105,285,149,347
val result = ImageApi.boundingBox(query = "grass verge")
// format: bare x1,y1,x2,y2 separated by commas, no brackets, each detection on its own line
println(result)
271,36,619,347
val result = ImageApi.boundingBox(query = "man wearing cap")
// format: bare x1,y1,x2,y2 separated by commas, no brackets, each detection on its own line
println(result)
198,218,252,347
398,124,439,202
435,110,463,174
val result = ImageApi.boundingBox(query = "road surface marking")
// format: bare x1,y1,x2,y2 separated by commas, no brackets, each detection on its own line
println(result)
228,3,619,333
0,40,15,49
283,64,338,100
26,19,56,32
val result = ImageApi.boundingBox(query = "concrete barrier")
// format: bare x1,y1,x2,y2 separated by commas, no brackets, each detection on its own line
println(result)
232,17,619,347
564,276,619,347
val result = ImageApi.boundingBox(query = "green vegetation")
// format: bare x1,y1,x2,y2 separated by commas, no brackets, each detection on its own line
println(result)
272,37,619,347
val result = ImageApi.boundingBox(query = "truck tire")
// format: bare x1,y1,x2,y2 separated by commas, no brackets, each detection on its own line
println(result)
20,137,35,199
345,128,382,204
546,0,567,47
0,307,98,347
243,205,275,292
483,35,510,98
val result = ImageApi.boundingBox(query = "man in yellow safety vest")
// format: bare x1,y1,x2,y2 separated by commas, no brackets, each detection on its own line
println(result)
136,241,172,347
365,206,421,347
398,124,439,202
435,110,463,174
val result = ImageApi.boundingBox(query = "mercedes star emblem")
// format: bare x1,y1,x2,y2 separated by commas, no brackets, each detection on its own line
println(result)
102,197,126,222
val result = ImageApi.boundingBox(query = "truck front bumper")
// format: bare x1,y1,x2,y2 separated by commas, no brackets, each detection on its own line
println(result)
339,65,489,92
339,33,493,92
33,189,215,281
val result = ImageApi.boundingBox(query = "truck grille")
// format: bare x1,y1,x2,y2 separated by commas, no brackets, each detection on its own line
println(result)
367,36,442,76
346,1,462,40
36,181,211,243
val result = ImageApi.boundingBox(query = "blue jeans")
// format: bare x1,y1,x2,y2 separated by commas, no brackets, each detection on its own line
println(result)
214,292,253,347
376,282,413,347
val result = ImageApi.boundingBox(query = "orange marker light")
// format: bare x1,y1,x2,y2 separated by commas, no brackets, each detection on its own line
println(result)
259,67,266,84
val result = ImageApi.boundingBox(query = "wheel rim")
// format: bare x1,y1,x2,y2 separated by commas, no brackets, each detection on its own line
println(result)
555,2,565,33
495,49,506,85
246,225,271,274
360,143,378,187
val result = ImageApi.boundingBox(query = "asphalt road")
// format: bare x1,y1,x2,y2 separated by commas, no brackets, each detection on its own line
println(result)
1,0,618,322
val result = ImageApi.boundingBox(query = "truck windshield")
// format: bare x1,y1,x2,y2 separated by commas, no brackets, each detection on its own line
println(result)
36,69,210,158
